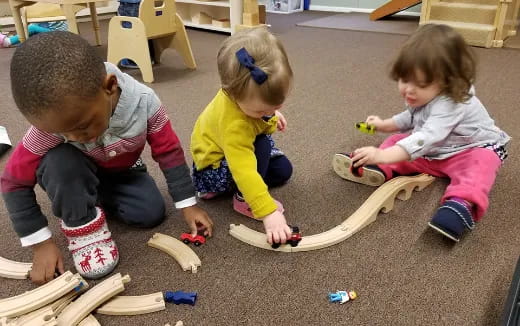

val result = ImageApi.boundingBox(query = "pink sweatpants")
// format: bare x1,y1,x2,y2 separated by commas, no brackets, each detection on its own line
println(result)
377,134,502,221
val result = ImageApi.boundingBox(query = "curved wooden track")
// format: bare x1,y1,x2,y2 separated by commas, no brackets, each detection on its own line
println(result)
0,271,84,318
147,233,201,273
229,174,435,252
0,257,32,280
57,273,130,326
96,292,165,315
77,315,100,326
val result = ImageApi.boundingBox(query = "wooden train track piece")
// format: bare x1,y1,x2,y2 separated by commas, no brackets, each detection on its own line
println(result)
6,279,88,326
147,233,201,273
229,174,435,252
0,257,32,280
77,315,100,326
0,271,84,318
96,292,165,315
50,282,89,316
6,306,56,326
56,273,130,326
164,322,183,326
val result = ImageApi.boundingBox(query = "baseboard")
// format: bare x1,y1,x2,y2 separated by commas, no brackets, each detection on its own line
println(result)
308,5,421,17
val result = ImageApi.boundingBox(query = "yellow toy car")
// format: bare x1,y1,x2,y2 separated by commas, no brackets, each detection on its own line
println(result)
355,122,376,134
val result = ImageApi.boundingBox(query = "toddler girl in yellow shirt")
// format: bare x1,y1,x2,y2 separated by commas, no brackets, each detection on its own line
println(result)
190,28,294,245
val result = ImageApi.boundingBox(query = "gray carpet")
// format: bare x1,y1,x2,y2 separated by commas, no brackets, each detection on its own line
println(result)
0,11,519,326
297,12,419,35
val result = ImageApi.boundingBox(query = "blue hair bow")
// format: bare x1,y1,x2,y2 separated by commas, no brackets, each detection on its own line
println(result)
236,47,268,85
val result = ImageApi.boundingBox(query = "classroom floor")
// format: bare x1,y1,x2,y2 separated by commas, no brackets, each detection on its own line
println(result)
1,11,520,325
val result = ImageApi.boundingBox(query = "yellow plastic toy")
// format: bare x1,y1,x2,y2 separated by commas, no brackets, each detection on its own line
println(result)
355,122,376,134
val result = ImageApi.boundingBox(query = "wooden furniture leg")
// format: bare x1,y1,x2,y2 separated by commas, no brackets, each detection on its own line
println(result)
88,2,101,46
171,14,196,69
61,4,79,34
8,0,31,42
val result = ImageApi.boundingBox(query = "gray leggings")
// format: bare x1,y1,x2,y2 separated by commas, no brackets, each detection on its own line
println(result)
37,144,165,228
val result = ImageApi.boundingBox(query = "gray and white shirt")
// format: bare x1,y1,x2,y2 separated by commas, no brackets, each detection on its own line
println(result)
392,87,510,160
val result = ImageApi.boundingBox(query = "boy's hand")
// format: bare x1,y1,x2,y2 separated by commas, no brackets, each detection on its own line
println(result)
275,111,287,132
352,146,383,167
182,205,214,237
30,238,64,285
366,115,383,129
262,210,292,245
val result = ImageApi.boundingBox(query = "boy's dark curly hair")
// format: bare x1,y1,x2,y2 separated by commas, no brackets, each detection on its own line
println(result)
10,31,106,118
390,24,476,103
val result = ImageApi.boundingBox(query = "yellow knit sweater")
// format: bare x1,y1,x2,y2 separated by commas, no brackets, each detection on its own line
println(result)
191,89,278,218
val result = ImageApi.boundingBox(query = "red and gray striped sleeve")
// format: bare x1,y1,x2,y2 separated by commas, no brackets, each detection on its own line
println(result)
146,105,196,208
1,127,63,246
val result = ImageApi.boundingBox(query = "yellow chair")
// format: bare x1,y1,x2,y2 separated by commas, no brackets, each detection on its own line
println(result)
107,0,196,83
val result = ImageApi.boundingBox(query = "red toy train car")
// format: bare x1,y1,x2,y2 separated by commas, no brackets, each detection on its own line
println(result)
271,225,302,249
180,233,206,246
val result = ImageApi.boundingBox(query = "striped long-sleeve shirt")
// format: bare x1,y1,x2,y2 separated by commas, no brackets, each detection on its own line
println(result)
1,62,196,246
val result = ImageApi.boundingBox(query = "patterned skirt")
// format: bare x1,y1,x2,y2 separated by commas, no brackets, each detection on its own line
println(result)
192,134,283,194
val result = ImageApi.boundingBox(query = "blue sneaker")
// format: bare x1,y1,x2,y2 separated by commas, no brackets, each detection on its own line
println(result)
428,199,475,242
119,59,139,69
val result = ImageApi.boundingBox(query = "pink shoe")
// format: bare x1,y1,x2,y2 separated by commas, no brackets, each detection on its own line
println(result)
197,192,218,200
61,207,119,279
0,34,10,48
233,194,284,218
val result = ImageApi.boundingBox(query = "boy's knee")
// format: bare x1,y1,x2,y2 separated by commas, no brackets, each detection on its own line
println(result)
121,198,166,228
38,144,95,182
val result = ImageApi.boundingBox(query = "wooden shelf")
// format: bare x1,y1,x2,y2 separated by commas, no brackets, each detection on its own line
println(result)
184,20,231,32
176,0,242,34
176,0,231,8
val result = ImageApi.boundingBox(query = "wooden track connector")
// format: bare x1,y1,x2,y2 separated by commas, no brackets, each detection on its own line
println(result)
0,271,85,318
77,315,100,326
0,257,32,280
147,233,201,273
229,174,435,252
96,292,165,315
57,273,131,326
5,305,56,326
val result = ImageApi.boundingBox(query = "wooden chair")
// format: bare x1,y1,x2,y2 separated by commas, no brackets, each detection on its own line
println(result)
107,0,196,83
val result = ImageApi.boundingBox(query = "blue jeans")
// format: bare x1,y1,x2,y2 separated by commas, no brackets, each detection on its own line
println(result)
118,2,140,28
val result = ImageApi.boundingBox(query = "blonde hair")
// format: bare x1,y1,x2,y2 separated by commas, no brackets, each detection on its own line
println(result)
390,24,476,103
217,28,293,106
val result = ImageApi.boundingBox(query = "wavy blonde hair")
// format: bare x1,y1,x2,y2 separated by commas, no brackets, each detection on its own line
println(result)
390,24,476,103
217,28,293,106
